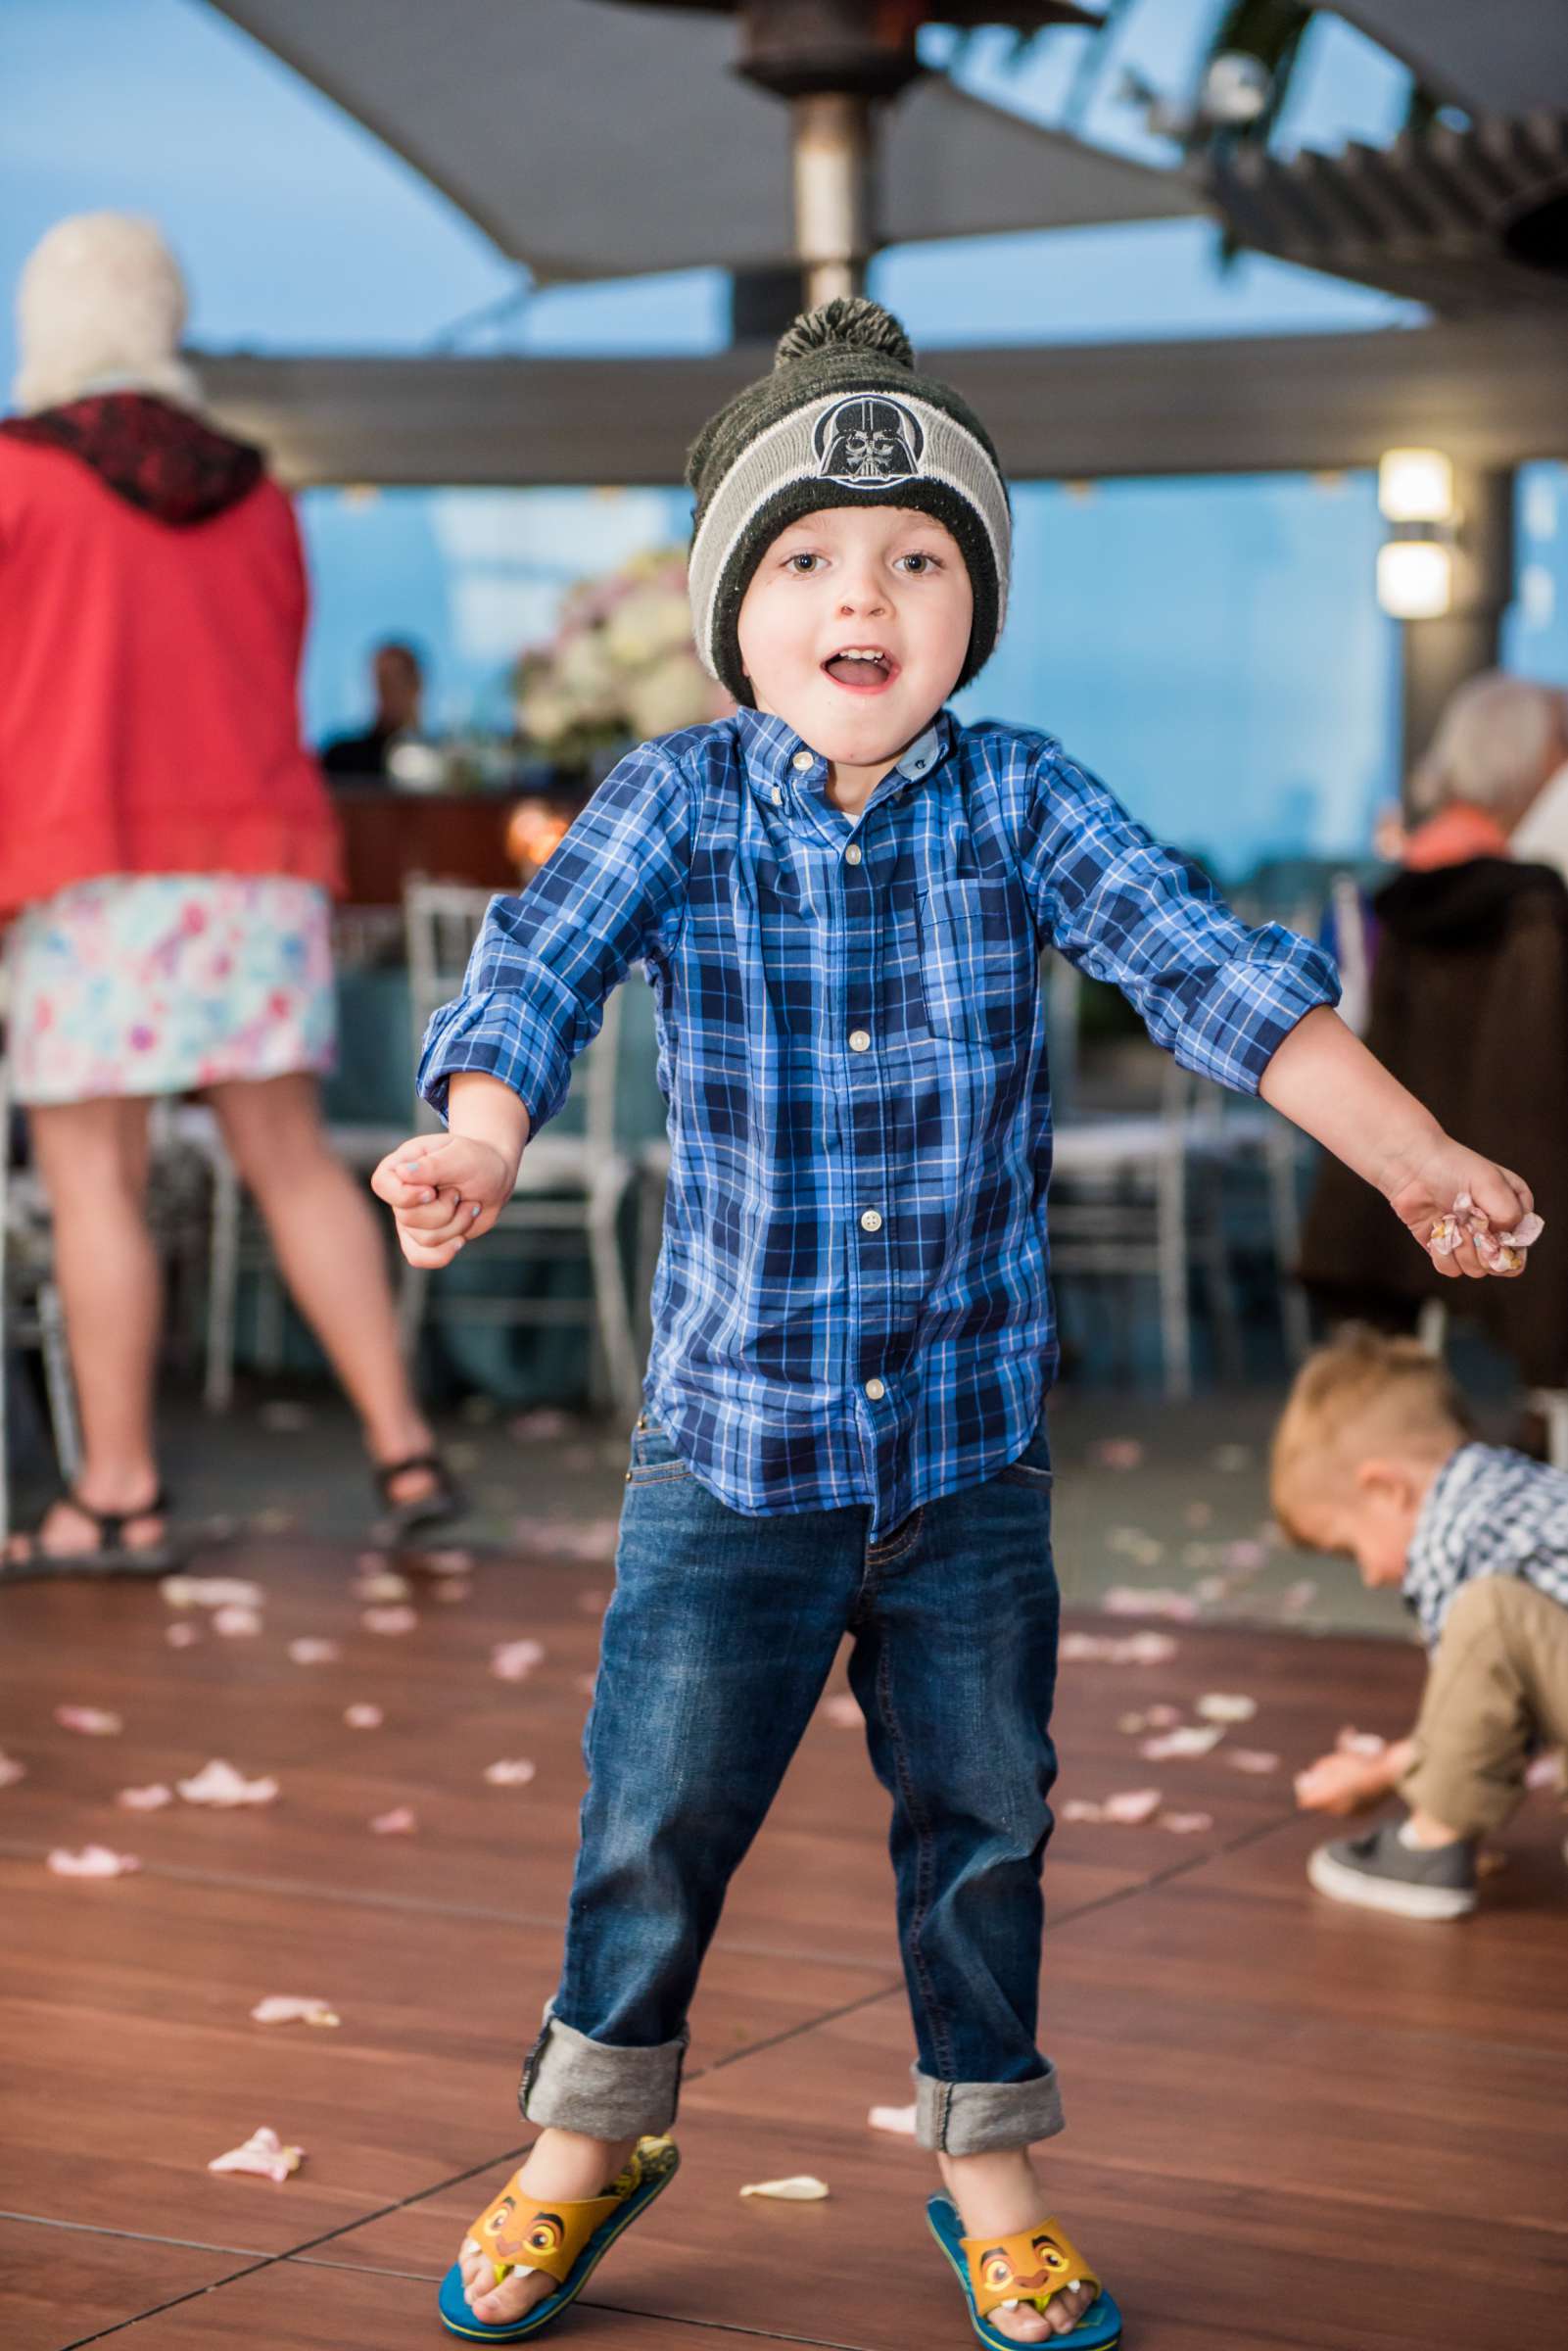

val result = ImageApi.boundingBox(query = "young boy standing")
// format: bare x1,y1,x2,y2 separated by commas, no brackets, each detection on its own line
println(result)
1276,1330,1568,1921
374,301,1533,2348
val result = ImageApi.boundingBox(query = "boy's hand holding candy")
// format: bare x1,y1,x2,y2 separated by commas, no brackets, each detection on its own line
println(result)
371,1075,531,1269
1381,1147,1541,1279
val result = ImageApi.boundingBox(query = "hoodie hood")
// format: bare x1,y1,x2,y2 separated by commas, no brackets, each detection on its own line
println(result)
1373,855,1568,951
0,390,263,526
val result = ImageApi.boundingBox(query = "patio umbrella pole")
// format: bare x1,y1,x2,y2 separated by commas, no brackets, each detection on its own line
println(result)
791,91,872,306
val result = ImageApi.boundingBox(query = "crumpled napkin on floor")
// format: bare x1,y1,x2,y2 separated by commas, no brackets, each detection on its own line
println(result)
739,2176,830,2200
250,1996,339,2028
176,1759,278,1808
48,1845,140,1877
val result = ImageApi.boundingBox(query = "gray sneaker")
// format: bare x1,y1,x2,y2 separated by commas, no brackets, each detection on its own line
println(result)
1307,1819,1478,1921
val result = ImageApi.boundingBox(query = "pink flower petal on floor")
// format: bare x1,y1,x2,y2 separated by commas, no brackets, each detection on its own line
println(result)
1196,1693,1257,1724
1145,1703,1182,1728
510,1408,575,1441
1090,1438,1143,1471
250,1996,339,2027
1222,1540,1267,1573
370,1806,416,1834
344,1704,384,1730
1103,1587,1200,1622
117,1784,173,1811
1116,1711,1149,1735
161,1575,263,1610
0,1752,26,1788
213,1606,263,1638
432,1580,472,1604
1140,1725,1223,1761
1102,1787,1164,1824
576,1586,609,1612
1335,1727,1389,1758
176,1759,279,1808
821,1694,863,1728
492,1639,546,1682
868,2102,918,2135
738,2176,830,2201
1158,1810,1214,1834
48,1845,140,1877
361,1606,418,1636
1525,1750,1564,1791
484,1758,537,1787
356,1570,412,1603
1279,1580,1318,1616
1060,1629,1179,1665
54,1705,122,1736
422,1548,473,1577
208,2126,304,2183
1226,1749,1281,1774
1061,1799,1106,1823
288,1638,341,1665
165,1622,201,1650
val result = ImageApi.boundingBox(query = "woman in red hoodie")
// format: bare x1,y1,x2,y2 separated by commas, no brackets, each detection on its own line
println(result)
0,214,454,1567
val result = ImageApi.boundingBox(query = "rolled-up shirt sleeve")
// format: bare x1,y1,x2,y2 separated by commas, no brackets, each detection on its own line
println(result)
416,739,694,1128
1018,743,1341,1095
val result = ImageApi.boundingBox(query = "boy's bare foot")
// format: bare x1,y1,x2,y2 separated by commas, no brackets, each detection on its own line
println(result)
456,2128,639,2327
939,2147,1098,2343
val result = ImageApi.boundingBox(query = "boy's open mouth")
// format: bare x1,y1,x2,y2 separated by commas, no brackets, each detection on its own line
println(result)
822,647,898,694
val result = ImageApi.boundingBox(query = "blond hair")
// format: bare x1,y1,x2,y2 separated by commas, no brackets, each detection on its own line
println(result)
1270,1327,1470,1546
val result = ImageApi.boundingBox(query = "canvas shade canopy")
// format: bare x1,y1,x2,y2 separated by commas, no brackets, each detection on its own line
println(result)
205,0,1202,281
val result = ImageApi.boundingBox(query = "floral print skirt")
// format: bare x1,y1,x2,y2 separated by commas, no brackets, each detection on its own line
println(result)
5,874,336,1106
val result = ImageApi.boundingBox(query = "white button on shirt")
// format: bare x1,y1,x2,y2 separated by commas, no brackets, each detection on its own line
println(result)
848,1029,871,1053
864,1378,886,1401
844,842,863,865
791,749,814,772
859,1209,883,1232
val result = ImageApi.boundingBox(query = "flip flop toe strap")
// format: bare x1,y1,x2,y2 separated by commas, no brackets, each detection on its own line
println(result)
960,2215,1100,2321
467,2135,675,2290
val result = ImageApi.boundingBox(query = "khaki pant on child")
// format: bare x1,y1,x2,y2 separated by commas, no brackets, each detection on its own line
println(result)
1399,1575,1568,1838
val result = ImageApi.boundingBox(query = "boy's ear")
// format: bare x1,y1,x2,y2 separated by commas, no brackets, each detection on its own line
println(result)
1354,1457,1413,1506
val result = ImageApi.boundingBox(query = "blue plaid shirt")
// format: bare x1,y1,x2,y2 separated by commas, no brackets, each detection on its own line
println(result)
419,704,1339,1535
1404,1443,1568,1648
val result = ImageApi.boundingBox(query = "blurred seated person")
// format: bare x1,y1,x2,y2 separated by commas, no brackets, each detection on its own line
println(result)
320,639,425,782
1299,672,1568,1403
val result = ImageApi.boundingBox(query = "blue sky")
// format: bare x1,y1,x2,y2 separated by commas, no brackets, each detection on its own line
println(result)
4,0,1563,872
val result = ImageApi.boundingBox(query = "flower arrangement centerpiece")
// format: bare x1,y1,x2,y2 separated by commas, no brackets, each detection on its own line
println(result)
511,546,733,778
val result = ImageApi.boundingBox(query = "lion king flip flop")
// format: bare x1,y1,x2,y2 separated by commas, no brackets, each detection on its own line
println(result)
438,2135,679,2341
927,2193,1122,2349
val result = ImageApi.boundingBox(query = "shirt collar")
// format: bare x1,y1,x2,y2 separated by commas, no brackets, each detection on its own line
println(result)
735,702,952,811
1401,1441,1478,1605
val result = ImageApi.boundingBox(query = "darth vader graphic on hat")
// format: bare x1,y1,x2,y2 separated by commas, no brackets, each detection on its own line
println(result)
814,393,926,489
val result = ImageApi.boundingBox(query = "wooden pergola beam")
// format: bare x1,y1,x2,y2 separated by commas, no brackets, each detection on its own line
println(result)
200,314,1568,488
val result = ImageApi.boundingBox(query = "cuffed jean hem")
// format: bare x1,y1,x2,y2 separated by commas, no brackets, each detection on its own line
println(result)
911,2061,1066,2154
519,2002,689,2138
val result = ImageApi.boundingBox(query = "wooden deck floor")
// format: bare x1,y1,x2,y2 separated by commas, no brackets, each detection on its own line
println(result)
1,1539,1564,2350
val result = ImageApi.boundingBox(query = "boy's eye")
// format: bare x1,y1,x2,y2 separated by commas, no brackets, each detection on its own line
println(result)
898,552,938,572
784,552,820,573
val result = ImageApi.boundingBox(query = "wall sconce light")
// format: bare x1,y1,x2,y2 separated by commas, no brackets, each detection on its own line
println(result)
1376,447,1457,618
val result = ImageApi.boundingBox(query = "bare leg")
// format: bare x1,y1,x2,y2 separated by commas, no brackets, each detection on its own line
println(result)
939,2149,1098,2343
6,1095,166,1560
205,1074,436,1492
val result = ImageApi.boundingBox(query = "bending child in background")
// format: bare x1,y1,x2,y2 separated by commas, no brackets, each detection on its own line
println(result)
1278,1328,1568,1920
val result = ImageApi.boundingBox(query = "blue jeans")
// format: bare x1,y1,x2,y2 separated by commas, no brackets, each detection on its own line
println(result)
521,1410,1065,2156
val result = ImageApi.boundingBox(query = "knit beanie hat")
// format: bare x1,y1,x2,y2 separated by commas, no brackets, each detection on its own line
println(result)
687,297,1011,709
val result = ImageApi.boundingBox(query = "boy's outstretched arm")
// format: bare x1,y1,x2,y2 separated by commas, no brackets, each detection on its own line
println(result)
1259,1005,1533,1281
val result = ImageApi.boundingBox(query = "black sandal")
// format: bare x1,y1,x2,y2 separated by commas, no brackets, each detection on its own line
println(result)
3,1486,177,1579
372,1453,464,1542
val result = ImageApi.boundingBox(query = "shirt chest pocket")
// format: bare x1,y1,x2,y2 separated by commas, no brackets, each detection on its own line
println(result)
916,875,1036,1047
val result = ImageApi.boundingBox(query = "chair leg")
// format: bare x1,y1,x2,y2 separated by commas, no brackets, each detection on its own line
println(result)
396,1258,429,1360
38,1279,82,1480
1157,1152,1192,1402
205,1156,240,1414
1264,1128,1311,1364
587,1172,642,1420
